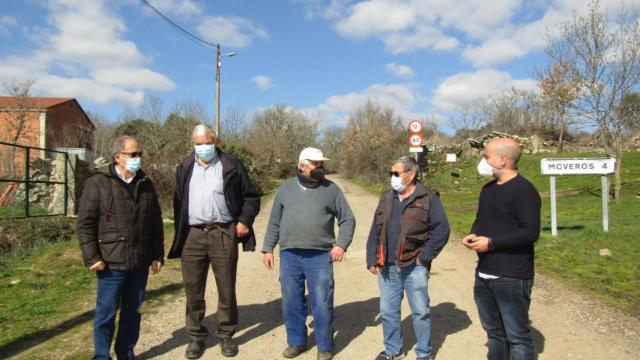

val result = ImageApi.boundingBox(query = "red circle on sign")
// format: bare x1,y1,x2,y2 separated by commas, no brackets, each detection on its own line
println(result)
408,134,423,146
408,119,423,134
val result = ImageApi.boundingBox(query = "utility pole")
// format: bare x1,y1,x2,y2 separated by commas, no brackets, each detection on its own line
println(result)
214,44,236,138
215,44,221,137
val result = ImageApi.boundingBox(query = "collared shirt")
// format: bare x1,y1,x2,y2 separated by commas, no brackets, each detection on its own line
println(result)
114,166,135,184
188,156,233,225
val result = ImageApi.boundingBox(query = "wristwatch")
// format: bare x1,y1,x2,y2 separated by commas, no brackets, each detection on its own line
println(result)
487,237,495,251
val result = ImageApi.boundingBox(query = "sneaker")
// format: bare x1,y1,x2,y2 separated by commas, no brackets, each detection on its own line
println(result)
317,351,333,360
220,337,239,357
185,340,206,359
283,345,307,358
375,350,405,360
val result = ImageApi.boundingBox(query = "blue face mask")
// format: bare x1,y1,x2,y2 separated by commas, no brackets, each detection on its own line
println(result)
125,157,141,173
195,144,216,161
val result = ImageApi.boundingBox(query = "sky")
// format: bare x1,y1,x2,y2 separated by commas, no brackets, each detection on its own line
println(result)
0,0,632,132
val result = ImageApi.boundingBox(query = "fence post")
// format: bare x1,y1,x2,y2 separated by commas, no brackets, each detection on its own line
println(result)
24,147,29,217
64,152,69,216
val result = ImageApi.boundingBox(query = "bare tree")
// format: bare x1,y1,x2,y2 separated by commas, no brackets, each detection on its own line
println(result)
88,111,117,159
221,106,246,146
546,0,640,202
538,64,580,152
1,79,37,177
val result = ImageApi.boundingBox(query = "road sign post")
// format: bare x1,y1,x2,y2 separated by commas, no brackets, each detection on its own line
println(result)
541,158,615,235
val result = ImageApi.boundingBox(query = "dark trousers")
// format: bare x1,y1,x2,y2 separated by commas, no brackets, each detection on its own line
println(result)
474,276,535,360
93,268,149,360
182,225,238,341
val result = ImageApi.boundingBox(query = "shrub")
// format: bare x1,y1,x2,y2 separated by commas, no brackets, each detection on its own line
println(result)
0,217,75,257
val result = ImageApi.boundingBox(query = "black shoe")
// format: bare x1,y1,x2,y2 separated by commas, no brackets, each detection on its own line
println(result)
375,350,405,360
220,337,239,357
185,340,206,359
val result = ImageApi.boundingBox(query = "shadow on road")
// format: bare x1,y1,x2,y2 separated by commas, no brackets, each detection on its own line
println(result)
137,298,284,359
0,282,183,359
401,301,472,357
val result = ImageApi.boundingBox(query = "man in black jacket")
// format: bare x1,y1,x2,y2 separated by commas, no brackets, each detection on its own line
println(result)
77,135,164,360
463,137,541,360
169,124,260,359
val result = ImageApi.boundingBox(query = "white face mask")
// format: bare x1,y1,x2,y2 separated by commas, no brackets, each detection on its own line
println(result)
477,158,496,177
391,175,406,192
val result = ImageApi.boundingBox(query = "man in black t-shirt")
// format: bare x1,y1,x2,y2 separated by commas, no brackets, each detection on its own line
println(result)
463,137,541,360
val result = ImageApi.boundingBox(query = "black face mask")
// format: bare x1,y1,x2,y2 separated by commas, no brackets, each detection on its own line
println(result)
310,166,325,181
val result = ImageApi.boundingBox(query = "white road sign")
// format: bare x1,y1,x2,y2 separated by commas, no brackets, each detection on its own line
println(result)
446,153,457,163
541,158,616,176
409,134,423,147
408,120,423,133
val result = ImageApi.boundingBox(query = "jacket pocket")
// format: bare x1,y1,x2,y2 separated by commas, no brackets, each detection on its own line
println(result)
98,233,127,265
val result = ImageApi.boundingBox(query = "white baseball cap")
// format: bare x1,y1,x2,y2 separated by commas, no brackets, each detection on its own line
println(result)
299,147,330,163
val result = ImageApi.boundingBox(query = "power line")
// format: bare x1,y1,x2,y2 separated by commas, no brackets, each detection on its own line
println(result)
140,0,217,50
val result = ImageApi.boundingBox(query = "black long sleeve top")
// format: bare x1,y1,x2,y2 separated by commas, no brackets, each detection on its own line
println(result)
471,174,541,279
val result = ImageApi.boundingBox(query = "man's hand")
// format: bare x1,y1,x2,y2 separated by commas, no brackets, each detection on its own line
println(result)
468,236,491,253
88,261,105,271
235,222,250,238
151,261,162,274
462,233,477,249
263,252,275,270
368,265,379,275
331,245,345,262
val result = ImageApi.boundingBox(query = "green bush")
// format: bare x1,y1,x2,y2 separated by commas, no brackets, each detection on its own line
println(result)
0,217,75,257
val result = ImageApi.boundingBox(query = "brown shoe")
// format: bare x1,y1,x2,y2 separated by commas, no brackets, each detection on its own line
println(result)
317,351,333,360
282,345,307,358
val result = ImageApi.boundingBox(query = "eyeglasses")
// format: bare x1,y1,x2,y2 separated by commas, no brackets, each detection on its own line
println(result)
388,171,407,177
120,152,143,158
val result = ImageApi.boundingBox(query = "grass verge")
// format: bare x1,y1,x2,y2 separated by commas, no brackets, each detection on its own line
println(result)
0,223,184,359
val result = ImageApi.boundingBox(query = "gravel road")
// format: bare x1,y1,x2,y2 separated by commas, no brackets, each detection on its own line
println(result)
134,176,640,360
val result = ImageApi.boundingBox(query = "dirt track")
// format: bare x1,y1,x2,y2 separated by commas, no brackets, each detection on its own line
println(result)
134,176,640,359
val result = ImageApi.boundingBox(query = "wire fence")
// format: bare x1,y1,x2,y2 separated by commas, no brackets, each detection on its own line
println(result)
0,141,71,219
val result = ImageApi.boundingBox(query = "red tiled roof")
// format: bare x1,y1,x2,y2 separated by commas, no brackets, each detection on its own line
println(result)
0,96,74,110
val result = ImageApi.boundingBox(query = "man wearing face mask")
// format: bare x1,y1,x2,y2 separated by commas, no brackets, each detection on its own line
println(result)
169,124,260,359
262,147,355,360
463,137,541,360
77,135,164,360
366,156,450,360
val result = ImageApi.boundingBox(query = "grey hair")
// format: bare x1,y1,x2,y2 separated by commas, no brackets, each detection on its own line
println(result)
299,159,310,167
192,123,216,138
394,156,419,173
111,135,137,157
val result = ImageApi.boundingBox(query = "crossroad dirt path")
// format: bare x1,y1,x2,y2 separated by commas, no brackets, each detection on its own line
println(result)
135,176,640,359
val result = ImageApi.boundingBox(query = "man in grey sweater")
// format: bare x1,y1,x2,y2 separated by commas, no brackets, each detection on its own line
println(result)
262,147,356,360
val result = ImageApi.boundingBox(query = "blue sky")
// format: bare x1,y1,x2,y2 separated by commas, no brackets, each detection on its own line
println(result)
0,0,629,131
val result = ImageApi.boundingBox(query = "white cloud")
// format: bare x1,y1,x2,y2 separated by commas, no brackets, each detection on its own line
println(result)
197,16,268,48
251,75,274,90
146,0,202,17
0,0,174,105
431,68,538,112
304,0,629,64
0,15,17,36
385,63,415,78
304,83,424,127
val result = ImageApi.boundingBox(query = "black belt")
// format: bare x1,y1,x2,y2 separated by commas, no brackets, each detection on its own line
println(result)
192,222,233,232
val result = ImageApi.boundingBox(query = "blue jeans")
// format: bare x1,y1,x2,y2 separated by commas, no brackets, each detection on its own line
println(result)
279,249,334,352
378,264,431,358
93,268,149,360
474,276,535,360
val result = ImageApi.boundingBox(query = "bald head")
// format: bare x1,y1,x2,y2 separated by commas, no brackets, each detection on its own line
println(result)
485,138,521,169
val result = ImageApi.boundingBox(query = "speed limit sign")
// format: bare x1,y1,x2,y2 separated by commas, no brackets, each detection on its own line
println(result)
409,134,423,146
408,119,423,133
